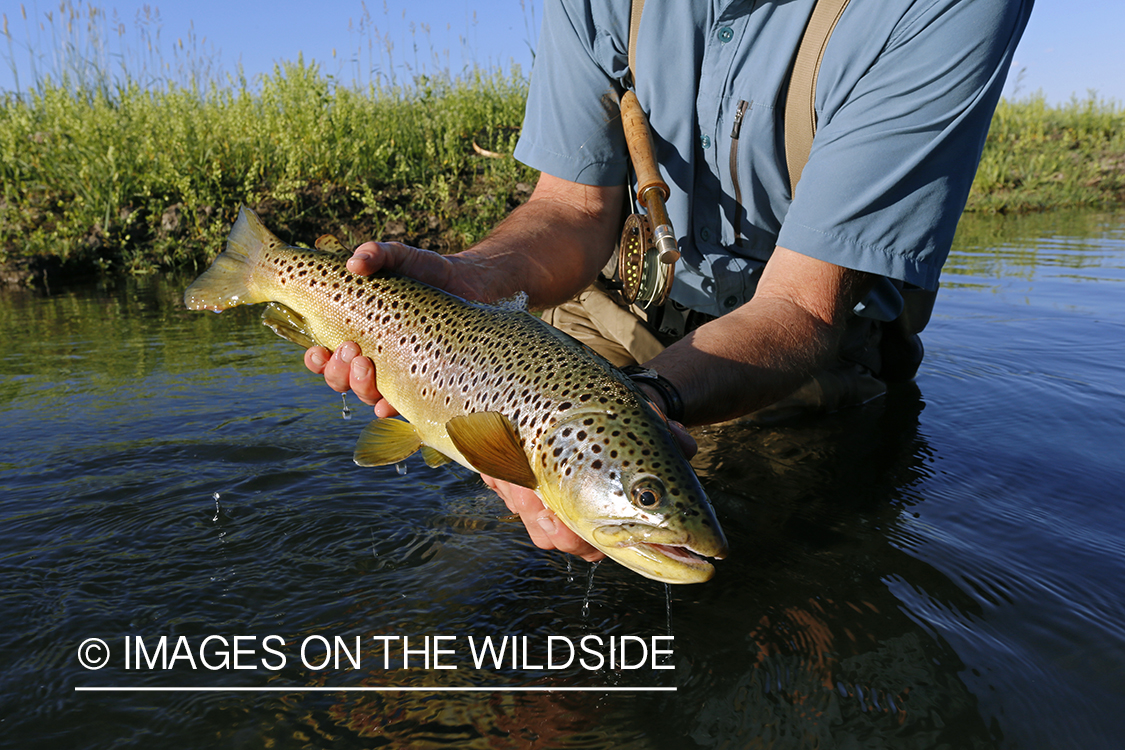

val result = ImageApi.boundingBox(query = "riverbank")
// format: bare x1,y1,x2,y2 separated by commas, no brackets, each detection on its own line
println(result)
2,64,1123,288
0,62,537,288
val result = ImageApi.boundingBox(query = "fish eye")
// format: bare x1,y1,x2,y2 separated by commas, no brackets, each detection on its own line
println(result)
629,477,665,509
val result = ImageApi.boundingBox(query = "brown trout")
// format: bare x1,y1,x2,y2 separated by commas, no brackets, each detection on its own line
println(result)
184,207,728,583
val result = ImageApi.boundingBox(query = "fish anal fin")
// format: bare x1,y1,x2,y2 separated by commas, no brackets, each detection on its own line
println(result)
354,418,424,467
445,412,538,490
420,446,453,468
261,302,322,349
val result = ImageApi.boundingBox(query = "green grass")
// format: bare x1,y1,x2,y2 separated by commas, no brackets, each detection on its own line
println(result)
0,60,536,277
1,2,1123,284
968,93,1125,213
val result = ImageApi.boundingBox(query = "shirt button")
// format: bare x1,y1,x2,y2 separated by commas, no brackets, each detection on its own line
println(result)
699,226,712,243
723,296,739,309
700,134,711,149
718,26,734,43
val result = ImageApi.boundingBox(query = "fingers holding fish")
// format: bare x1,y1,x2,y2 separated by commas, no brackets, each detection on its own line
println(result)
633,387,699,459
482,475,606,563
305,342,398,415
347,240,482,302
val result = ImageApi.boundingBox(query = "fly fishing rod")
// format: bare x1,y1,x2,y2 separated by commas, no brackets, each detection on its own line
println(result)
618,90,679,309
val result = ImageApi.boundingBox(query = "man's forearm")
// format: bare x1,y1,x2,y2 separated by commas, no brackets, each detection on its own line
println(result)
646,246,877,426
454,174,625,308
649,295,839,425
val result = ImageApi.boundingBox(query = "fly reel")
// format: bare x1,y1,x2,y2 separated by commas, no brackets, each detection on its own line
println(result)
618,213,674,308
617,91,679,311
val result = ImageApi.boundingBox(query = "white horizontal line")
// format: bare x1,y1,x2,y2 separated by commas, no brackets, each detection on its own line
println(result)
75,686,676,693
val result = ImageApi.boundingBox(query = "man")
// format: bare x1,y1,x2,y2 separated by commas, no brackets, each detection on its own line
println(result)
304,0,1032,560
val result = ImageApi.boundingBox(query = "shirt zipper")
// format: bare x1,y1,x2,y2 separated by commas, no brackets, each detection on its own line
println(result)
729,100,749,244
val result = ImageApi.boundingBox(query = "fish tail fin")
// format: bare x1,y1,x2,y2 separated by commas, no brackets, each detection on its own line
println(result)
183,206,278,311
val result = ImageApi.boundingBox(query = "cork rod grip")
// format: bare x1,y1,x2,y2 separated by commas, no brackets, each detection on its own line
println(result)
620,91,669,207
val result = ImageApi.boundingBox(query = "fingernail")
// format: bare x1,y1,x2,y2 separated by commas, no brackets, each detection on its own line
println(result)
537,514,557,535
352,357,371,379
347,253,372,271
310,350,327,367
338,343,357,363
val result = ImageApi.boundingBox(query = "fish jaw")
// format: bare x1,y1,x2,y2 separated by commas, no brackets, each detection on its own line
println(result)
589,520,726,584
533,407,729,584
541,480,730,585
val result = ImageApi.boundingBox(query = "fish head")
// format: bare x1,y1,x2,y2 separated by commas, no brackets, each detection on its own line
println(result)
538,408,728,584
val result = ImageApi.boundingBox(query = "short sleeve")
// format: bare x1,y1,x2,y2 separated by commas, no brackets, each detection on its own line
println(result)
777,0,1033,290
512,0,632,186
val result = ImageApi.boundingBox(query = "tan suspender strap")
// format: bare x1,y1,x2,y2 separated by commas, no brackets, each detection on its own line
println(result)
628,0,645,86
784,0,851,196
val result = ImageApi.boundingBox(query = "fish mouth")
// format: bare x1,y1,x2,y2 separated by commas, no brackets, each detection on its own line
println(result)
641,542,713,567
590,523,728,584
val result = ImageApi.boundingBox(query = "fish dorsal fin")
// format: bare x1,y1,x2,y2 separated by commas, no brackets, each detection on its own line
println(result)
420,446,453,468
446,412,539,489
354,418,424,467
315,234,349,255
261,302,322,349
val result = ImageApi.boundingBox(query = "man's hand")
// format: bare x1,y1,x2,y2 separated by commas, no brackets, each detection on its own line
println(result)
483,476,606,562
304,341,398,416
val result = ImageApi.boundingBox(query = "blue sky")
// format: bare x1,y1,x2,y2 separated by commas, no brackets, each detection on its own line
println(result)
1,0,1121,104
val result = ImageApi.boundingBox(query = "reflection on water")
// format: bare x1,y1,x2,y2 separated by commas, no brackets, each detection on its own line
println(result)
1,210,1124,749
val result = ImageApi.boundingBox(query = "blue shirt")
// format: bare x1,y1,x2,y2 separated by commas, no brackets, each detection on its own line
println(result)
514,0,1033,319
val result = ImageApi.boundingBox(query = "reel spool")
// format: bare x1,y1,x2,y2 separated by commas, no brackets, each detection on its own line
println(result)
618,213,674,308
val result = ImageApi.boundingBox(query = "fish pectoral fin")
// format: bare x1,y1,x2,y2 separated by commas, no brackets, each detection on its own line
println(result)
420,446,454,468
354,418,424,467
445,412,539,490
314,234,349,255
261,302,322,349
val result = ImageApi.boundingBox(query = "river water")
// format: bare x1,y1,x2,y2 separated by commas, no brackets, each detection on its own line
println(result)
1,210,1123,749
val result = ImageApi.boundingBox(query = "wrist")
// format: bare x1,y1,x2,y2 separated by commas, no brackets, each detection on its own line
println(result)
621,366,684,423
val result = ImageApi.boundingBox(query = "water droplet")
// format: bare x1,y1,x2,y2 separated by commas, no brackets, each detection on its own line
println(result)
396,463,408,476
665,583,674,637
581,560,601,618
341,392,352,420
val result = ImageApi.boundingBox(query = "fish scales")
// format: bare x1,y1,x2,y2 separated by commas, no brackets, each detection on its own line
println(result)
184,207,728,583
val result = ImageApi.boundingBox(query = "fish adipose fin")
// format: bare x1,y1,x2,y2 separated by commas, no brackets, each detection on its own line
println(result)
492,291,529,312
261,302,322,349
354,418,424,466
183,206,280,312
446,412,538,489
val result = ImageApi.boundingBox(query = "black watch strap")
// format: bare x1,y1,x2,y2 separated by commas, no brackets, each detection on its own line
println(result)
620,366,684,423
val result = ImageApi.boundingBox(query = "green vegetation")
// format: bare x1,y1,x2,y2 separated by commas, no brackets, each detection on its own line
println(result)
0,61,535,282
1,3,1123,287
969,93,1125,214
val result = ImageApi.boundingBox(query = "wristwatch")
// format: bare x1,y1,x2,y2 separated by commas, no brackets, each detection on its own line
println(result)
620,366,684,423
